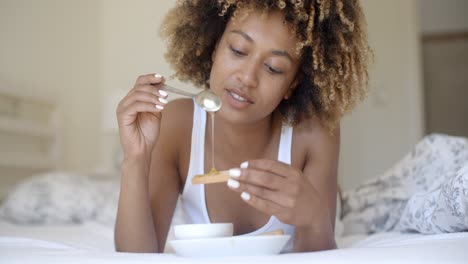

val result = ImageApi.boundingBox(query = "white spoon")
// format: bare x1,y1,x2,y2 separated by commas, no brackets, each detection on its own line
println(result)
162,84,222,112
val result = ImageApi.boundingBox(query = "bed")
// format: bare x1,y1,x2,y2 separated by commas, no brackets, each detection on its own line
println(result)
1,218,467,263
0,90,467,263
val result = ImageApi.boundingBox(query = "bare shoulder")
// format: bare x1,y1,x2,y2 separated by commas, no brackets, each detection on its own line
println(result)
293,115,340,157
160,98,194,132
152,98,194,165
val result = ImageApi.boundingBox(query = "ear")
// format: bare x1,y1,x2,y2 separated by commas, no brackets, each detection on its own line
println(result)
283,73,302,100
211,47,217,62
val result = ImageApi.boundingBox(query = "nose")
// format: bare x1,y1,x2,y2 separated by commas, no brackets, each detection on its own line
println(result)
238,58,260,89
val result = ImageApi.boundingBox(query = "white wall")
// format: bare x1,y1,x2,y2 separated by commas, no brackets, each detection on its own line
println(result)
98,0,182,171
0,0,102,174
338,0,424,190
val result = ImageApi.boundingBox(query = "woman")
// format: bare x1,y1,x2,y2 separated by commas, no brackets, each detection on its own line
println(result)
115,0,370,253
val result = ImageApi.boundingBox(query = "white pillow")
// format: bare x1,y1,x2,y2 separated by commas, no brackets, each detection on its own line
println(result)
0,171,112,224
93,177,120,225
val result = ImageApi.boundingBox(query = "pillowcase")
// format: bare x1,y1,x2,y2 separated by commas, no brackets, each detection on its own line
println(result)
0,171,117,224
92,176,120,225
396,163,468,233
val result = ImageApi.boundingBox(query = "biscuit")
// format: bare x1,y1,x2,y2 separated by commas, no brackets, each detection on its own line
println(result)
191,170,230,184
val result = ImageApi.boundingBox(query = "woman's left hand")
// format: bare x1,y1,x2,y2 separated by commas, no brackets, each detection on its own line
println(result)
227,159,324,227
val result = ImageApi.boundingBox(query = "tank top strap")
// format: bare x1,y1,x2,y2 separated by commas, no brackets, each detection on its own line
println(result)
180,100,207,224
278,124,293,163
184,100,206,186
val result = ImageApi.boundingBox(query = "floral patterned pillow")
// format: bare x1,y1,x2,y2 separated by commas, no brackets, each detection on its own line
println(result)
396,163,468,233
341,134,468,235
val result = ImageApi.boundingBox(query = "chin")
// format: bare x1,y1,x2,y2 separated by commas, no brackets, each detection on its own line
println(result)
216,107,247,123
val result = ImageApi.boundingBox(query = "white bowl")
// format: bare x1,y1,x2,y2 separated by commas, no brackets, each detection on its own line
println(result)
170,235,291,257
173,223,233,240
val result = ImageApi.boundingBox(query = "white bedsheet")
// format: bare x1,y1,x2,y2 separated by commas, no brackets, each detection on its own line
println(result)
1,220,467,263
0,220,114,251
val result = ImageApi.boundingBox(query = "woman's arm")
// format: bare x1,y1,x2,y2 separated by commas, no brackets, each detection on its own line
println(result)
293,124,340,252
114,73,169,252
115,157,158,252
114,95,185,253
115,146,180,253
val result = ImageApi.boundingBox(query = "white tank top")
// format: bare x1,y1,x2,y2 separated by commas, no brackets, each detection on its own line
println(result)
181,100,295,252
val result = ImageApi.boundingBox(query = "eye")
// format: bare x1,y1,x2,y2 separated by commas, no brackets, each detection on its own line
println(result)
230,45,246,56
265,64,283,74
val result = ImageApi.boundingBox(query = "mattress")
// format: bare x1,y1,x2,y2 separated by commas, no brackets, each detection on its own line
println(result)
1,220,467,263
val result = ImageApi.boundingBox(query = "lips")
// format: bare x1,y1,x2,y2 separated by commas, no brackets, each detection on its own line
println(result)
226,89,254,104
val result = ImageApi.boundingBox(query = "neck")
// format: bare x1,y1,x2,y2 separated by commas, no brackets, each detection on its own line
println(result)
208,112,280,165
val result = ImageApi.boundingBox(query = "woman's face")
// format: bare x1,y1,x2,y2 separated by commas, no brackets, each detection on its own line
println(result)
209,9,301,125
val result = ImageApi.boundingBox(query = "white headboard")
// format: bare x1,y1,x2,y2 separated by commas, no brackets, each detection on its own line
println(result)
0,88,61,198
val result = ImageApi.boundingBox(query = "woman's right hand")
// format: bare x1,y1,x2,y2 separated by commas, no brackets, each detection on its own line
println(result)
116,73,168,159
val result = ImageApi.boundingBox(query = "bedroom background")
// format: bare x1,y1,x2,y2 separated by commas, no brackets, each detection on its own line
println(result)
0,0,467,200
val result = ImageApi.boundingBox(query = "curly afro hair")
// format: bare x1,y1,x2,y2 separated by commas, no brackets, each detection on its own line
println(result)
160,0,371,130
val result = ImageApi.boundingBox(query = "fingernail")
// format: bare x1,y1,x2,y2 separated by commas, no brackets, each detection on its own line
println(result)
241,192,251,201
229,168,241,177
158,97,168,104
227,179,240,189
155,74,163,79
155,105,164,110
158,90,168,97
240,161,249,169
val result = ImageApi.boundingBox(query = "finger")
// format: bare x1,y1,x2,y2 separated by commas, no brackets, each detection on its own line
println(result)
120,91,168,109
239,191,286,218
134,73,165,86
131,84,169,99
117,102,163,126
230,168,286,190
127,74,166,96
228,179,295,208
242,159,301,179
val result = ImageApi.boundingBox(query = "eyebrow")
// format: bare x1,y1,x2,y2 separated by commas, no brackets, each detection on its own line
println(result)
230,30,294,62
